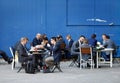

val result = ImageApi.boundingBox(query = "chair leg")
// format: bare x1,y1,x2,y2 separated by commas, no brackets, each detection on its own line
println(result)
56,65,62,72
69,60,78,67
17,66,23,73
51,66,56,72
51,64,62,72
13,61,15,68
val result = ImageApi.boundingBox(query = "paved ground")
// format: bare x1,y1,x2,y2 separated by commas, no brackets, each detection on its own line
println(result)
0,60,120,83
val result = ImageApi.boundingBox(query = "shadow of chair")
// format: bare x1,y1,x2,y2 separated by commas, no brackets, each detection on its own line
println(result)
79,47,94,69
9,47,19,70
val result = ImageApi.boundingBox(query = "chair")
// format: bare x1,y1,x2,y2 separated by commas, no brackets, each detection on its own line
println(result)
9,47,19,70
50,43,65,72
113,46,120,63
51,62,62,72
17,62,27,73
69,54,78,67
60,43,66,60
79,47,94,69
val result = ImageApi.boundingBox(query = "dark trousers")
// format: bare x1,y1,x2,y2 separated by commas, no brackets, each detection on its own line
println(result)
0,50,10,61
22,55,36,68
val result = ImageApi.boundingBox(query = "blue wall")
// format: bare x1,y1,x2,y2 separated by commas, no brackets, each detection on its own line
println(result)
0,0,120,57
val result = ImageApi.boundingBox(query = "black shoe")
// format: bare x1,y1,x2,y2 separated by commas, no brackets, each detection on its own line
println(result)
8,59,12,64
87,63,91,67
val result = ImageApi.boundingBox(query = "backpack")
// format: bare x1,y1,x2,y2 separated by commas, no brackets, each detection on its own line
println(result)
25,61,35,74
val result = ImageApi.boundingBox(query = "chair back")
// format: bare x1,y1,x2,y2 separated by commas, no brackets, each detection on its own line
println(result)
60,43,66,50
9,47,15,57
9,47,19,70
79,47,93,69
80,47,92,55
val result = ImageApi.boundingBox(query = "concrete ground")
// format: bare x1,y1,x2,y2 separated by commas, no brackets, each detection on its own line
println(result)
0,60,120,83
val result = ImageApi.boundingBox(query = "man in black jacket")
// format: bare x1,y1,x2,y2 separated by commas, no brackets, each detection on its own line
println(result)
17,37,35,66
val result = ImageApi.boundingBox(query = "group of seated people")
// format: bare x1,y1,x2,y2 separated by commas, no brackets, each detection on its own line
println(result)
0,33,116,72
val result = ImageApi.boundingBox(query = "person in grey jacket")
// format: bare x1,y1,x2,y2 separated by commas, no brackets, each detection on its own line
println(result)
71,35,85,67
102,34,116,60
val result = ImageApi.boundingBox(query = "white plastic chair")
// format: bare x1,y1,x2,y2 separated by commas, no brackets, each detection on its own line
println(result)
9,47,19,70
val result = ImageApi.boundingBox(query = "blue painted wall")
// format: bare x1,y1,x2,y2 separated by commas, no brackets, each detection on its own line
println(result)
0,0,120,57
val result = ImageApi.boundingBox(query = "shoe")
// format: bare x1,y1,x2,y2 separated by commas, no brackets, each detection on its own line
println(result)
8,59,12,64
94,65,101,68
87,63,91,67
106,59,110,61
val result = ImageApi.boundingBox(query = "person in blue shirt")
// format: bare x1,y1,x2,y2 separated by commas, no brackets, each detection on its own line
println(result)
88,34,97,68
88,34,97,47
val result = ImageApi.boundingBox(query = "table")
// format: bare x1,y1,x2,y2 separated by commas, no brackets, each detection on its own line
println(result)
29,49,47,55
96,48,114,68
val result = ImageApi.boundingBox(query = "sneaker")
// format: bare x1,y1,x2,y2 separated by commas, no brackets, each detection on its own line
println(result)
8,59,12,64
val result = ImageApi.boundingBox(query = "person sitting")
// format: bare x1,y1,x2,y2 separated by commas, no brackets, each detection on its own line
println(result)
0,50,12,64
81,39,91,61
66,34,74,58
45,37,61,68
88,34,97,68
71,35,86,67
17,37,36,68
88,34,97,48
32,33,42,47
101,34,116,61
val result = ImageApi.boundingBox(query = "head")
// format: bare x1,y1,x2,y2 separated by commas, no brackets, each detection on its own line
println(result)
102,34,107,41
20,37,29,46
42,34,47,38
36,33,41,39
91,34,96,39
50,37,56,45
83,39,88,44
79,35,85,42
42,37,48,44
57,35,63,40
66,34,71,40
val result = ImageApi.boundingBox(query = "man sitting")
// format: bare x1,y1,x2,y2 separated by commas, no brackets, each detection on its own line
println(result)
17,37,36,68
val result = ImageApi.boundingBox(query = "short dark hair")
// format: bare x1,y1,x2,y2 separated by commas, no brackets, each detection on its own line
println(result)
106,35,110,39
51,37,56,41
91,34,96,38
80,35,85,38
43,37,48,41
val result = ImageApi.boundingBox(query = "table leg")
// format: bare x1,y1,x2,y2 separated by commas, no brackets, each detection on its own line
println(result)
110,51,112,67
96,52,99,68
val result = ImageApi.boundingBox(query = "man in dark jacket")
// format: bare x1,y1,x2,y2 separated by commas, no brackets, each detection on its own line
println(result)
17,37,35,66
32,33,42,47
45,37,61,67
